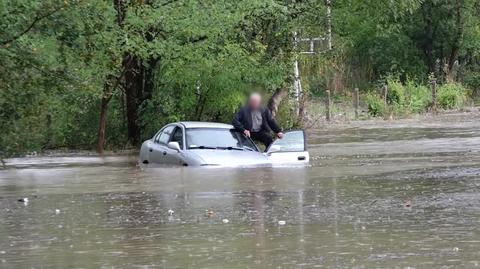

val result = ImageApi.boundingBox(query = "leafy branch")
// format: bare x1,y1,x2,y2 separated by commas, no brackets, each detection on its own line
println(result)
1,6,64,46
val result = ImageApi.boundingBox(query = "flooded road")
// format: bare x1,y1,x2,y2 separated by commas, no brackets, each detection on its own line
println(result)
1,112,480,268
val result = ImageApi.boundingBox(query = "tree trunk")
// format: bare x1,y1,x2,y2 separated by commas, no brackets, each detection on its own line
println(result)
113,0,125,25
141,58,157,102
96,0,125,154
268,87,288,117
446,0,463,81
113,0,143,147
112,0,159,147
97,95,110,154
124,56,143,146
96,69,127,154
122,55,157,146
296,93,307,126
421,2,435,73
196,96,207,120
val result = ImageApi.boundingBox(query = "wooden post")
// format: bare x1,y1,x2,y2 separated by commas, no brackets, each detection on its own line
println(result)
431,80,437,114
326,90,331,121
383,85,388,107
354,88,359,119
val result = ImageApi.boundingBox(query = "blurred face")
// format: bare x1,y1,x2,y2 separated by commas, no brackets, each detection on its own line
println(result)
248,94,262,110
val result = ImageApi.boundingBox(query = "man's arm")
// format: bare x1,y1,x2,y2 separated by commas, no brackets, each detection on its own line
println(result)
232,109,246,132
265,108,282,133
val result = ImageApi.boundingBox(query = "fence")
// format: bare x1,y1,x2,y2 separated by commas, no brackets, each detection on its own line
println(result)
321,82,439,122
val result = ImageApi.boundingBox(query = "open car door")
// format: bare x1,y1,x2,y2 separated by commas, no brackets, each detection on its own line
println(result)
265,130,309,165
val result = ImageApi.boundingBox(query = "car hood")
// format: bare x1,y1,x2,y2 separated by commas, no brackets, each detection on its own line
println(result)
188,149,271,167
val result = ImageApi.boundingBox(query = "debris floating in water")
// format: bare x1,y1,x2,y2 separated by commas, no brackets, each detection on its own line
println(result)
278,220,286,225
404,200,412,208
222,219,229,224
55,209,60,214
18,198,29,204
205,210,214,218
167,209,175,216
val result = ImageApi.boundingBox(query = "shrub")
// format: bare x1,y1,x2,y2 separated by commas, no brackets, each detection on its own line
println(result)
363,81,470,118
365,93,385,117
386,79,405,106
437,83,468,109
404,80,432,113
463,70,480,97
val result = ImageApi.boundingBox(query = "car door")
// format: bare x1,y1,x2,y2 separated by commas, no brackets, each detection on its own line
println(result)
164,126,185,165
150,125,175,164
265,130,309,164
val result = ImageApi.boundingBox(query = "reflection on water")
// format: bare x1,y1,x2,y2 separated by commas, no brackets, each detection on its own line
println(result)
1,113,480,268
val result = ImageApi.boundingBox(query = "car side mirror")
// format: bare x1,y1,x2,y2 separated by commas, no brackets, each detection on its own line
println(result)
167,141,181,152
267,145,281,154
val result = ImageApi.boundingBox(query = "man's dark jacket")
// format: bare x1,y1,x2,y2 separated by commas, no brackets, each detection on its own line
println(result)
232,106,282,133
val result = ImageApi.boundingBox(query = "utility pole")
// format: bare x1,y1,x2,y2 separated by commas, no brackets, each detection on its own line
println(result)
326,0,332,50
293,32,302,110
292,0,333,118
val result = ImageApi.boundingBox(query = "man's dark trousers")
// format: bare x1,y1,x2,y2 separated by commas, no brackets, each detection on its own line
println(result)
251,131,273,148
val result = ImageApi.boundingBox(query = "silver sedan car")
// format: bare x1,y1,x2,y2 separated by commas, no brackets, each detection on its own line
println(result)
139,121,309,167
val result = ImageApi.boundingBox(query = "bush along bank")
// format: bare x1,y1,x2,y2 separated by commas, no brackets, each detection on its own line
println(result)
364,79,471,118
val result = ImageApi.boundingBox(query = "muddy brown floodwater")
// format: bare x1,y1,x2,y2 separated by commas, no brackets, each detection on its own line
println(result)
1,112,480,268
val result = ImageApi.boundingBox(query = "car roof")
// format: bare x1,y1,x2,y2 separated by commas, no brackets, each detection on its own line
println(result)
177,121,233,129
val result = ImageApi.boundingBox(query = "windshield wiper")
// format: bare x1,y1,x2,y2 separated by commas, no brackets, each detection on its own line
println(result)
189,145,216,149
189,145,255,151
216,146,244,151
216,146,255,151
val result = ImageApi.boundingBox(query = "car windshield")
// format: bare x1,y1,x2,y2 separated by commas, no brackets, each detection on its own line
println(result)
186,128,257,151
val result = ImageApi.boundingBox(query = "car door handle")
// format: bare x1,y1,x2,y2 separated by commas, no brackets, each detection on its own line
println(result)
163,151,167,155
298,156,306,161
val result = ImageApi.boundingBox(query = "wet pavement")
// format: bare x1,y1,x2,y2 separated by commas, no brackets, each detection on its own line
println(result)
0,112,479,268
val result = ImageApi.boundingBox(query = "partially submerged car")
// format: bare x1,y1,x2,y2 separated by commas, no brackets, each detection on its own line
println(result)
139,121,309,167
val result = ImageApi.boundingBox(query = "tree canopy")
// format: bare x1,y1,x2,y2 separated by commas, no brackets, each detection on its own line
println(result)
1,0,479,157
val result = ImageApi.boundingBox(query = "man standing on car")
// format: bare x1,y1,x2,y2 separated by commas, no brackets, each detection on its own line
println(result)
232,92,284,148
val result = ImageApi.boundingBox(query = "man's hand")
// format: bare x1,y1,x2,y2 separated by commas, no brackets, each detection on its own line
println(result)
277,132,284,139
244,130,251,137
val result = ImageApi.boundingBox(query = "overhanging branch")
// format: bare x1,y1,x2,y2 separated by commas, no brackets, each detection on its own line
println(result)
1,6,64,46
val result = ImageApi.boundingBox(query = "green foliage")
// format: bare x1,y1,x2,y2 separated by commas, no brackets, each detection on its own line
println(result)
0,0,301,157
437,83,468,109
0,0,120,157
387,78,433,114
0,0,479,157
404,80,432,113
364,93,385,117
462,14,480,96
386,79,406,106
365,80,471,117
334,0,427,82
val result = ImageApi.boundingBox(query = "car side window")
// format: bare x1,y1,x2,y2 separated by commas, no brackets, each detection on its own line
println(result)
157,126,175,144
170,127,184,149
